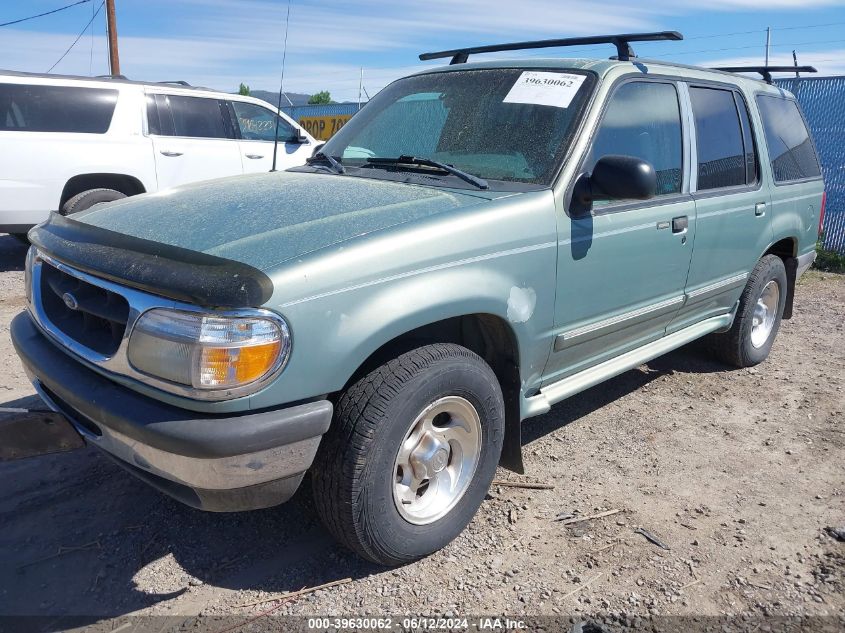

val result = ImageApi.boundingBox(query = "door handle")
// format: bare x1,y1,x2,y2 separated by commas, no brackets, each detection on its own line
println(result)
159,150,183,157
755,202,766,217
671,216,688,233
245,154,264,159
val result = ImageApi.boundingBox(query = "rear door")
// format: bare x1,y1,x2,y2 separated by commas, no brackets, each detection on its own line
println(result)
146,93,242,190
754,95,824,257
671,84,770,332
546,79,695,383
228,100,312,173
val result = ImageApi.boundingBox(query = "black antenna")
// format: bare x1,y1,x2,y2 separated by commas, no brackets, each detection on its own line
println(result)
712,65,817,84
271,0,292,173
420,31,683,65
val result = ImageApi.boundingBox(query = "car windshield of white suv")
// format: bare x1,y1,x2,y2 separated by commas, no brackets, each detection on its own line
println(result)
309,68,595,191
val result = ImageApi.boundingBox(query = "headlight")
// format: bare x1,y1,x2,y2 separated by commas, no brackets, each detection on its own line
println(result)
127,308,290,392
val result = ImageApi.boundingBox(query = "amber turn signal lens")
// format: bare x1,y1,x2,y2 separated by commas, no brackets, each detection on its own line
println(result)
200,341,282,387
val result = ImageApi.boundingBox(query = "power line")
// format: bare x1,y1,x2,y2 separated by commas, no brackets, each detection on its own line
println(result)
46,1,105,73
650,37,845,59
773,20,845,33
0,0,92,28
89,0,95,75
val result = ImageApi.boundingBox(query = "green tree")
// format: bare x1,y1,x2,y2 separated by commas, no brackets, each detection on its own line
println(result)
308,90,331,105
238,82,250,96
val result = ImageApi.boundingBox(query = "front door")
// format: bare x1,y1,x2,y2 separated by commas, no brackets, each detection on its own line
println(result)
229,101,313,173
147,93,243,190
544,79,695,384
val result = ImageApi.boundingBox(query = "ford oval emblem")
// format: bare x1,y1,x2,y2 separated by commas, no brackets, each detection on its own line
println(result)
62,292,79,311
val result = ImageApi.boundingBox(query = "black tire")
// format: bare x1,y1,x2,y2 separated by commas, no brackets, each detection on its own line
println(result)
312,343,505,566
708,255,788,368
61,188,126,215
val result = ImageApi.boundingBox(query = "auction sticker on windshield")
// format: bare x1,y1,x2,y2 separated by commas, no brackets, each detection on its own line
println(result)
503,71,586,108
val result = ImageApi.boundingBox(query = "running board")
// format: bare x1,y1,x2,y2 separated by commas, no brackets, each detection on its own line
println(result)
521,314,732,419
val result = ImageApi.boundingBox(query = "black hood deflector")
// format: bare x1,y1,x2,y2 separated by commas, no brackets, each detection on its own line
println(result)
29,214,274,308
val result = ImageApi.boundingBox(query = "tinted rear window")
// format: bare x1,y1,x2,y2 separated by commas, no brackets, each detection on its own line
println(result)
0,83,118,133
690,87,746,190
756,95,821,183
149,94,230,139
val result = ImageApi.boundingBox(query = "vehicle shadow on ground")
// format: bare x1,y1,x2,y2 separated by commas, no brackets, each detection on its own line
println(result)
0,344,732,623
1,393,380,622
0,234,28,272
523,342,730,444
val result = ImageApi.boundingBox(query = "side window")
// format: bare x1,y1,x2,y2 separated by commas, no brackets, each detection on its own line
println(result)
755,95,821,183
587,81,683,201
689,86,746,190
0,84,117,133
150,94,230,139
231,101,297,142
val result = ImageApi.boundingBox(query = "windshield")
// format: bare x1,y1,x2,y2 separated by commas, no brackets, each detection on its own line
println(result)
313,68,595,190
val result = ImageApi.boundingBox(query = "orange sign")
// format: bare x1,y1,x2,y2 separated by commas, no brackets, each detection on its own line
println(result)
298,115,352,140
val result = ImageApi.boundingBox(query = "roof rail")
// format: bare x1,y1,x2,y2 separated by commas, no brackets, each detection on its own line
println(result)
712,65,817,84
158,80,191,86
419,31,683,65
95,74,128,80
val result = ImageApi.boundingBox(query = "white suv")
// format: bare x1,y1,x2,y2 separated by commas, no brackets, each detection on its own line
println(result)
0,70,317,237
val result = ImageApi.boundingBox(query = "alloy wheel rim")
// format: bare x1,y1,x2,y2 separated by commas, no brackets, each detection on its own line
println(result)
392,395,482,525
750,279,780,348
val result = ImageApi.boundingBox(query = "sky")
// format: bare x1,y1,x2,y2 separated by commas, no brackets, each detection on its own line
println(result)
1,0,844,101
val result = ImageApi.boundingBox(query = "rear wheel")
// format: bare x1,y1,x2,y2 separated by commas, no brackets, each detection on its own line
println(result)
312,343,504,566
61,188,126,215
708,254,787,367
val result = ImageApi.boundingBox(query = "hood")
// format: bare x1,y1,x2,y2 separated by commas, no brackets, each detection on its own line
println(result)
76,171,496,271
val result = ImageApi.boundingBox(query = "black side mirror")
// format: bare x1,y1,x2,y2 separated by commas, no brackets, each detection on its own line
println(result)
571,154,657,216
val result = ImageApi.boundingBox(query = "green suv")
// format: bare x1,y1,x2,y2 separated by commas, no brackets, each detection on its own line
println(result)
12,32,825,565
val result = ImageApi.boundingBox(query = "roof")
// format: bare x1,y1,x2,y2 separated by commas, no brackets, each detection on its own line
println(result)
0,68,213,92
412,56,794,96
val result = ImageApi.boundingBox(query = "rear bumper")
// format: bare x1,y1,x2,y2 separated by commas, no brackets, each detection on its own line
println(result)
1,223,36,235
11,311,333,512
0,207,48,234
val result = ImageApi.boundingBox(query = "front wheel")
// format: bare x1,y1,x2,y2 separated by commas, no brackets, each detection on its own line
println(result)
312,343,504,566
708,254,788,367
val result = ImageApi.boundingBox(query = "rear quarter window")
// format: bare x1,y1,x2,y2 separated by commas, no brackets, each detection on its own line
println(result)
0,83,118,133
755,94,821,183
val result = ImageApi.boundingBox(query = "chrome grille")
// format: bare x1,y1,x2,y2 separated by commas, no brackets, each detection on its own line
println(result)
39,259,129,356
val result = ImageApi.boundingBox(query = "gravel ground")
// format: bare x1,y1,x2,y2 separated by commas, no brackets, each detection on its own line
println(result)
0,232,843,628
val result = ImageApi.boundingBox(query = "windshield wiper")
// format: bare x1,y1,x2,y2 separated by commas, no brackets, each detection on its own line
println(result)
365,155,488,190
306,151,345,174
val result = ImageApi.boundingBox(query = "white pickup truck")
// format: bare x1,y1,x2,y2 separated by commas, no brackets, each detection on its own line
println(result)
0,70,316,237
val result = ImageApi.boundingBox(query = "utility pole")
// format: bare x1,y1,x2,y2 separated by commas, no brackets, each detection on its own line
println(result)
792,50,800,78
106,0,120,77
764,26,771,67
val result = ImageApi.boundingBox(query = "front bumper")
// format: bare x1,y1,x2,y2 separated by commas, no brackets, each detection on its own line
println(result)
11,312,333,512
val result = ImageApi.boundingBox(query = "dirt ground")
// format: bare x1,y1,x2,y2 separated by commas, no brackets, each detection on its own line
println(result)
0,232,843,628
